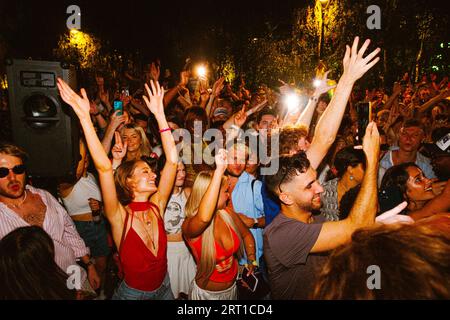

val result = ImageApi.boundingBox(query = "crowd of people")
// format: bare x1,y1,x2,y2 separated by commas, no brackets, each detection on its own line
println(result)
0,36,449,300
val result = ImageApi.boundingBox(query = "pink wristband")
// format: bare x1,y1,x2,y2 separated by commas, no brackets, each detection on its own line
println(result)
159,127,171,133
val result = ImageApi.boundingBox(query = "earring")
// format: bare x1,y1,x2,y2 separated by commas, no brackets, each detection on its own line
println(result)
350,175,354,180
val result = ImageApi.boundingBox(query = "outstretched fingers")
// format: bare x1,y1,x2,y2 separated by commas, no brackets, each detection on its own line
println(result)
351,36,359,59
150,80,157,97
343,45,351,65
363,56,381,73
357,39,371,58
363,47,381,64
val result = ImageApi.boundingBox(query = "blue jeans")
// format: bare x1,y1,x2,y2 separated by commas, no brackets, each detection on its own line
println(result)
73,219,110,257
112,273,174,300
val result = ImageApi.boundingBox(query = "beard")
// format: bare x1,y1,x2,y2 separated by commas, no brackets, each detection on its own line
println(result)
298,196,322,212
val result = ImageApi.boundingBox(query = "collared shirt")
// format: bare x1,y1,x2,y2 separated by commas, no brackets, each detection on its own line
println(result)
231,172,265,265
379,150,436,186
0,185,89,285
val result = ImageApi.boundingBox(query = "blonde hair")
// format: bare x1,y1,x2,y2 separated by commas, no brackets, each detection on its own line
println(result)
185,171,244,282
120,124,152,159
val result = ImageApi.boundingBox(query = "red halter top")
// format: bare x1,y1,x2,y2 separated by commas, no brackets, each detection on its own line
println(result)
189,215,240,283
119,201,167,291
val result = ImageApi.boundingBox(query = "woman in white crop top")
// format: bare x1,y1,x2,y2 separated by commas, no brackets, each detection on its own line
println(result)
164,162,196,299
58,139,110,297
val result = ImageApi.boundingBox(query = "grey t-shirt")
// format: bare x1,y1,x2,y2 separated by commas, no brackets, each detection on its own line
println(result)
263,213,328,299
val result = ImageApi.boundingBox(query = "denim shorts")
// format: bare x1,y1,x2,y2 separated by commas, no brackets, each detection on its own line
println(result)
73,219,110,257
112,273,174,300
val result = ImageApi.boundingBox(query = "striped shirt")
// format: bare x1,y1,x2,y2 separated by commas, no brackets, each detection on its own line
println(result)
0,185,89,286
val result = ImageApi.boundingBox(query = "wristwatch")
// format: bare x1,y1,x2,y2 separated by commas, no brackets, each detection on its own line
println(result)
252,218,258,229
85,258,94,268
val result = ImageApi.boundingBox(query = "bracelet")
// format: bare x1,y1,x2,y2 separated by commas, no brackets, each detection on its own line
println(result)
159,127,171,133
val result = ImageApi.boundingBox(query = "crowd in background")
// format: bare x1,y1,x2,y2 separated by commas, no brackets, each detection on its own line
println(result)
0,36,449,300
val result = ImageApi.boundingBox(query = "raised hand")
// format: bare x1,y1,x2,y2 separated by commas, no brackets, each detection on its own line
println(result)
111,131,128,161
234,106,248,128
342,37,381,83
375,201,413,225
313,71,336,97
143,80,165,117
215,149,228,173
89,101,99,115
150,62,160,82
212,77,225,98
246,99,268,117
361,122,380,166
179,70,190,88
99,90,110,105
57,78,90,121
110,110,126,130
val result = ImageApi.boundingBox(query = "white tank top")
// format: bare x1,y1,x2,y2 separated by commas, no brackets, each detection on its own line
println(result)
164,190,187,234
61,173,102,216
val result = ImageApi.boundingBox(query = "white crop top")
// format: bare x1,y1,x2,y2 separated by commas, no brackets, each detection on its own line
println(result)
61,173,103,216
164,190,187,234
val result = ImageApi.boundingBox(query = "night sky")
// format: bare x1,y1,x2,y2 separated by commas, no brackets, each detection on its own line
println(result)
1,0,305,65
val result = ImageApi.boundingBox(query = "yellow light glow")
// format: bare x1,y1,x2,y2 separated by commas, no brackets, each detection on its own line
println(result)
0,75,7,90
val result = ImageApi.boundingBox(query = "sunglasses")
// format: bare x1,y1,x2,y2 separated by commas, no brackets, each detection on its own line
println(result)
0,165,26,178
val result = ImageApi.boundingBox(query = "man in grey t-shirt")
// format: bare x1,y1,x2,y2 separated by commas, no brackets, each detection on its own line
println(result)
264,213,328,299
264,122,381,299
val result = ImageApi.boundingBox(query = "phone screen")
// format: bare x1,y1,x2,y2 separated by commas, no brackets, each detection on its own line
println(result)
356,102,371,144
241,268,258,292
113,100,123,116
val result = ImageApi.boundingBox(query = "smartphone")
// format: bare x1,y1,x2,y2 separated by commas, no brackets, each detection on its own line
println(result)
356,102,372,144
241,267,258,292
378,185,405,214
436,133,450,152
113,100,123,116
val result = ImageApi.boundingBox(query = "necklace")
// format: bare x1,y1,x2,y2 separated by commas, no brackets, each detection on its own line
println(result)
138,210,157,252
8,191,27,209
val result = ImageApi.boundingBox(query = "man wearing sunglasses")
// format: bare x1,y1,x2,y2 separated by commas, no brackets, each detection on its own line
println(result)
0,142,100,295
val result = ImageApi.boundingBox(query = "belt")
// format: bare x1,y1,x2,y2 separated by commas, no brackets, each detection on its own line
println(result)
71,213,94,222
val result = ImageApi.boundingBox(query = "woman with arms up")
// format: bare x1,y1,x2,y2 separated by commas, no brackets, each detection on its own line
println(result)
182,149,256,300
57,79,178,300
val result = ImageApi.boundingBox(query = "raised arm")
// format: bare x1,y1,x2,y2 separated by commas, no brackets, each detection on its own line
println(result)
311,122,380,253
206,77,225,118
143,81,178,214
307,37,381,169
409,180,450,221
182,149,227,238
417,88,450,115
101,110,126,154
295,71,336,128
57,79,122,222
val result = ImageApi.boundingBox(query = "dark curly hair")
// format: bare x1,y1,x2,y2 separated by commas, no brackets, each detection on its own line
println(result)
265,151,310,196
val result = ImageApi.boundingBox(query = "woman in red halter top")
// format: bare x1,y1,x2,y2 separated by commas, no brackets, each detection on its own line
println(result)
58,79,178,300
182,150,257,300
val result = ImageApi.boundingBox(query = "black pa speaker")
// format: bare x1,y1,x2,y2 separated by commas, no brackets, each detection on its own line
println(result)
6,59,79,178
